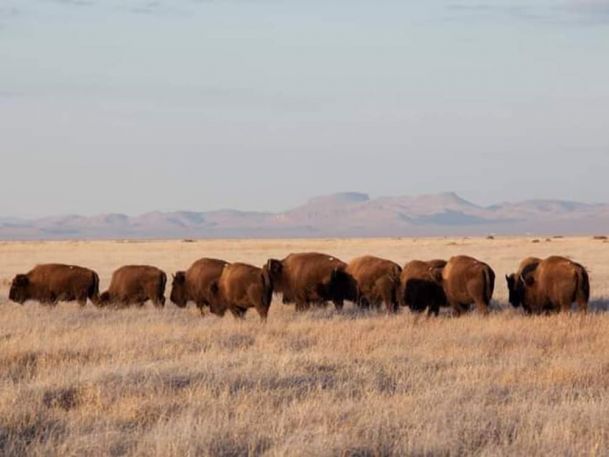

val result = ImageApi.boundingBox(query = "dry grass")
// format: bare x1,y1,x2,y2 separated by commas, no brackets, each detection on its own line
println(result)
1,236,609,456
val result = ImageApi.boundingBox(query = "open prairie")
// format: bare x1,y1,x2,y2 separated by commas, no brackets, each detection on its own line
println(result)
1,236,609,456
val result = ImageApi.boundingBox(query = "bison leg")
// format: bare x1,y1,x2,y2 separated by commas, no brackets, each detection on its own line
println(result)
474,300,489,316
255,305,269,322
427,303,440,317
295,301,309,312
387,301,399,314
450,302,467,317
230,307,246,319
210,305,227,317
333,299,344,311
379,290,397,314
576,299,588,314
558,300,573,314
358,296,370,309
547,305,561,315
152,296,165,308
195,301,207,316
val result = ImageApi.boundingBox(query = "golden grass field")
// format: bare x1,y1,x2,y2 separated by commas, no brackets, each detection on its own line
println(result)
1,236,609,456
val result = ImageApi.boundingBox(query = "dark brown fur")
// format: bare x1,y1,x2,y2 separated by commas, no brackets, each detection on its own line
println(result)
209,262,273,321
9,264,100,306
505,257,541,313
266,252,355,311
170,258,228,314
98,265,166,308
507,256,589,314
437,256,495,316
399,259,447,316
346,256,402,313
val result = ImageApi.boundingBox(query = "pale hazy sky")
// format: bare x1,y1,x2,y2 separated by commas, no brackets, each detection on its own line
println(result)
1,0,609,217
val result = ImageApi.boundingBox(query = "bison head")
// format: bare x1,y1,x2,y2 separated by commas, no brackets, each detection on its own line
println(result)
265,259,283,283
9,274,30,304
404,278,447,312
507,262,538,309
403,278,429,312
96,292,111,308
505,273,527,308
328,268,358,304
428,265,444,285
170,272,188,307
261,263,276,304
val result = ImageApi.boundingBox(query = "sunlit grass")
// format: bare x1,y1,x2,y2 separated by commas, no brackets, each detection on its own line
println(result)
0,237,607,456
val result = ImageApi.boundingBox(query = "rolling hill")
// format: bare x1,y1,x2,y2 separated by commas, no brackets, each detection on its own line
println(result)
1,192,608,239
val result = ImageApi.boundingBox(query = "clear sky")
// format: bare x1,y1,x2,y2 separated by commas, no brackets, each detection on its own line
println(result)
1,0,609,217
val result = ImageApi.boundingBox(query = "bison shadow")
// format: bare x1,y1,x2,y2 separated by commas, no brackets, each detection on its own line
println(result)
492,298,609,314
590,298,609,312
300,304,393,321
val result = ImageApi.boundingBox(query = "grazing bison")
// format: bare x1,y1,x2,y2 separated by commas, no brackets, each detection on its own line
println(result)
9,264,99,306
435,256,495,316
346,256,401,312
266,252,355,311
170,258,229,314
98,265,166,308
209,262,273,320
399,259,447,316
505,257,541,313
506,256,589,314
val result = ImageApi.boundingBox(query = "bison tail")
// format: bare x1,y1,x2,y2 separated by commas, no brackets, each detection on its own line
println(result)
89,272,101,306
261,269,274,308
484,266,495,305
390,266,402,309
158,272,167,303
207,281,223,316
391,265,402,283
396,281,405,308
575,265,590,306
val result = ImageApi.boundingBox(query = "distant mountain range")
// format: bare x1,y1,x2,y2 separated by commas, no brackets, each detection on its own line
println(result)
1,192,608,240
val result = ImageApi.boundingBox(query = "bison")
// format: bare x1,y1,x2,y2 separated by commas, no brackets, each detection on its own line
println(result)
505,257,541,313
9,263,100,306
98,265,166,308
506,256,589,314
170,258,229,314
209,262,273,320
346,255,401,312
434,255,495,316
266,252,355,311
399,259,448,316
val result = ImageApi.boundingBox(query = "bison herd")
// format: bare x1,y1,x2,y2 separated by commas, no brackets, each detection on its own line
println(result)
7,253,590,320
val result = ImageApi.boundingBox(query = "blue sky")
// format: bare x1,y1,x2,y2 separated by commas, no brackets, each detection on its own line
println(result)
1,0,609,217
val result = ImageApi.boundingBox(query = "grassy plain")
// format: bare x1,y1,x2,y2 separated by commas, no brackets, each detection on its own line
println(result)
1,236,608,456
